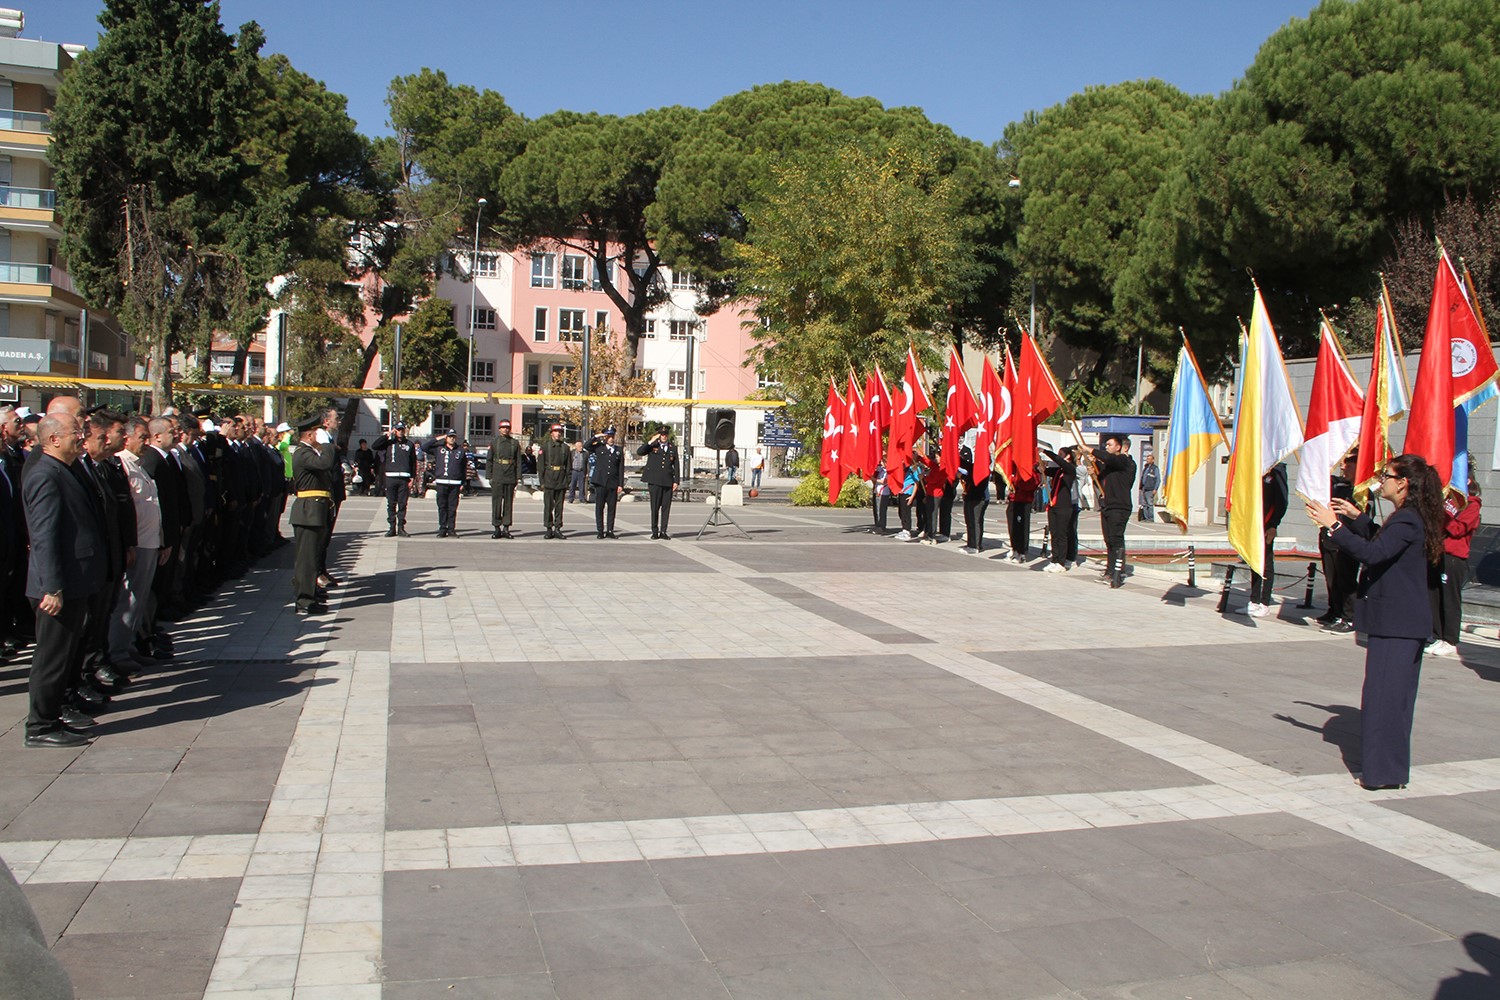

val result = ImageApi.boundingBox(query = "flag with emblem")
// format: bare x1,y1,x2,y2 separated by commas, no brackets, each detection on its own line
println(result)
820,378,846,503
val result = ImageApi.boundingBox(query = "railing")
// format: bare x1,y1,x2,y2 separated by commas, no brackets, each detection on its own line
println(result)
0,261,49,284
0,110,50,134
54,345,80,365
0,186,54,210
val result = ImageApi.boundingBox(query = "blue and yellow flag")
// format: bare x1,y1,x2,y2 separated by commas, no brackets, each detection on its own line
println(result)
1160,339,1227,530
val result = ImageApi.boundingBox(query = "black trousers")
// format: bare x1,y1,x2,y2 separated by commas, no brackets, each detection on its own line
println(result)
435,485,460,534
568,469,586,502
491,482,517,528
1101,508,1129,577
963,490,989,550
648,484,674,534
1321,540,1358,619
873,493,892,532
543,488,566,532
320,502,340,570
1359,635,1424,786
28,597,88,736
293,523,322,610
594,488,618,533
1248,538,1276,605
938,490,956,537
1047,503,1077,565
83,580,118,671
385,478,411,526
898,495,913,533
1429,552,1467,644
1007,501,1032,557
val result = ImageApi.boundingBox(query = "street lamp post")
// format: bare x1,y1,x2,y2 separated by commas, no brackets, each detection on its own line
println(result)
463,197,487,442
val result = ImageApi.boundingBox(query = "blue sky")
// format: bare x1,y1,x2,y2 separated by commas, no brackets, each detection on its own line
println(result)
34,1,1320,143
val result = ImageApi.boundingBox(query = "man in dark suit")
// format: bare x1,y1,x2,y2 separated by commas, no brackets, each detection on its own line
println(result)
22,413,106,747
289,414,337,615
636,423,679,539
586,427,625,538
139,416,188,656
80,410,135,693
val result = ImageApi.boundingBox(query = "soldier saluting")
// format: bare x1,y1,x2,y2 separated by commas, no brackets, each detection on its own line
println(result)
636,423,679,539
586,426,625,539
289,413,336,615
539,423,571,539
489,419,523,539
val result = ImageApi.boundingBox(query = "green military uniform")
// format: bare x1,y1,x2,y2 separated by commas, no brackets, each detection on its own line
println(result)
289,432,336,613
539,430,571,538
489,433,523,537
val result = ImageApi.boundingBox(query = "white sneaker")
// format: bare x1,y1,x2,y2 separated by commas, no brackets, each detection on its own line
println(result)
1246,603,1269,618
960,546,976,554
1427,640,1456,656
1043,562,1065,574
893,530,911,541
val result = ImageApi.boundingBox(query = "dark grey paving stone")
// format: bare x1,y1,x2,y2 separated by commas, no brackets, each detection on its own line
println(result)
1362,878,1500,944
68,877,240,935
678,897,855,960
0,773,56,829
1382,789,1500,852
1064,861,1239,914
384,974,557,1000
1350,938,1500,998
534,904,703,972
864,932,1071,1000
1217,956,1428,999
946,871,1119,931
1008,827,1162,874
1259,890,1450,952
397,543,714,573
714,543,997,575
172,744,287,773
5,795,157,840
1277,841,1448,891
389,704,478,725
1076,972,1256,999
716,948,904,1000
18,880,93,945
712,779,840,815
131,798,268,837
1131,902,1334,970
153,771,279,805
384,868,543,980
62,747,187,774
520,860,669,912
1173,848,1342,903
1113,819,1263,861
651,855,809,908
1003,916,1204,990
498,788,622,825
1207,812,1354,850
894,837,1038,883
741,577,933,644
387,766,504,831
817,881,990,947
50,931,226,998
552,961,732,1000
772,845,927,895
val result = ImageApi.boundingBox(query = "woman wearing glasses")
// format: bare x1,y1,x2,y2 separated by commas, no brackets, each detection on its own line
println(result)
1305,454,1445,790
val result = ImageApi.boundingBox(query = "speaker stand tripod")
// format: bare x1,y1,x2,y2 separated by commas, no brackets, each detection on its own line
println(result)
695,490,751,540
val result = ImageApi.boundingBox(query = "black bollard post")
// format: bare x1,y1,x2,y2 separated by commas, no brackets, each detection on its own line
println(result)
1300,561,1317,610
1187,545,1196,589
1217,564,1236,613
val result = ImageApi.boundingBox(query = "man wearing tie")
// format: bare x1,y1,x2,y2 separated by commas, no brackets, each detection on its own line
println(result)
636,423,679,539
586,427,625,539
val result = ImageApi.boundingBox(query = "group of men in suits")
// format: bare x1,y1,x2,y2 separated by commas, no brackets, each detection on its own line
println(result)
5,396,297,747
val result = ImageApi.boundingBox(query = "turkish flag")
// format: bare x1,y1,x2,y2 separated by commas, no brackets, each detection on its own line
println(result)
842,373,865,478
1013,333,1064,483
886,348,931,491
820,377,845,494
993,349,1020,480
941,348,979,479
973,358,1003,478
865,369,889,477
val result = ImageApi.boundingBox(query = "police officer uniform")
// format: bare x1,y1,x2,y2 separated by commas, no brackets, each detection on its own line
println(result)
586,427,624,538
288,414,336,614
539,425,571,538
423,433,466,537
371,423,417,536
488,421,523,539
635,424,679,539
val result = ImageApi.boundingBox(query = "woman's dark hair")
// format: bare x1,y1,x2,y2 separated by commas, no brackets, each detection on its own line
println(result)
1388,453,1445,564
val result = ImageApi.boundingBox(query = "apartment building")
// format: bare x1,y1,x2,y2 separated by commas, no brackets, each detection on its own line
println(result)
0,10,131,407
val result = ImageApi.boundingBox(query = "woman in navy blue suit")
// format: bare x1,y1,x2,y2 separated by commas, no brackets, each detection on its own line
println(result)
1306,453,1445,790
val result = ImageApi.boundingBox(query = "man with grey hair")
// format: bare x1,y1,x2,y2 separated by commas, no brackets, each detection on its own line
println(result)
111,417,163,674
0,406,23,655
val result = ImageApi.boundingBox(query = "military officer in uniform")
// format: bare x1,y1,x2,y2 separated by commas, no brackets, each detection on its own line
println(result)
423,431,467,537
489,419,523,539
371,422,417,537
289,414,336,615
586,427,625,538
636,423,679,539
539,423,571,539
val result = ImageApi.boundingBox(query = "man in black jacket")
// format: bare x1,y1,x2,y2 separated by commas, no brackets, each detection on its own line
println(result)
22,413,106,747
958,443,989,554
371,422,417,537
488,420,523,539
139,416,188,656
424,431,467,537
289,414,338,615
586,427,625,538
636,424,679,539
1091,434,1136,589
80,411,135,693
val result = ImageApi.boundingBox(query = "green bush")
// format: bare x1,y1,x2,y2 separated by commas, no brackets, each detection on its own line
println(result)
789,472,872,508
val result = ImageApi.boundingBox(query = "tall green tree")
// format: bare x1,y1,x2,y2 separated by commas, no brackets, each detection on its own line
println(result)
51,0,279,406
373,297,467,426
1004,80,1206,383
732,143,973,439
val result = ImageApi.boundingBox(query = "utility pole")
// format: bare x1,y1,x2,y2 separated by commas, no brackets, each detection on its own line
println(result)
462,197,487,443
581,325,593,439
683,324,697,481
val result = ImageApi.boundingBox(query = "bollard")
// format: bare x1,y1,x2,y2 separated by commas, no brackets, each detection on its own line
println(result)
1300,561,1317,610
1217,564,1237,613
1041,526,1051,559
1187,544,1196,589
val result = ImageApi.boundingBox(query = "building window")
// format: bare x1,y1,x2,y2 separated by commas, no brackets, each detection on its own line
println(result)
525,363,540,395
533,307,548,342
471,307,496,330
668,370,687,392
671,268,695,290
591,259,614,291
432,411,454,435
530,252,555,288
698,370,706,393
642,318,656,339
561,254,586,290
594,310,609,333
472,252,499,278
469,414,493,440
669,320,696,341
559,309,586,343
472,359,496,384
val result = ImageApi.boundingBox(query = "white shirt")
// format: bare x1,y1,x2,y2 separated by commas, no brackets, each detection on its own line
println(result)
119,449,162,549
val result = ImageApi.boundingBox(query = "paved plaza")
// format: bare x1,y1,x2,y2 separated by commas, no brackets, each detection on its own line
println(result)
3,492,1500,999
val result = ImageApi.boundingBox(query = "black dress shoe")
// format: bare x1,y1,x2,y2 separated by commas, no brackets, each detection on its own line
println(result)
1360,782,1407,791
658,532,671,540
1110,574,1125,589
59,706,96,728
597,532,605,539
491,529,502,539
25,729,90,749
503,529,515,539
72,686,108,709
605,531,618,539
297,603,331,616
398,527,411,537
93,667,127,692
385,527,397,537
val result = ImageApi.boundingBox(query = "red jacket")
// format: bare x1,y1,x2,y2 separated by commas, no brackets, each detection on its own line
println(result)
1443,493,1481,559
